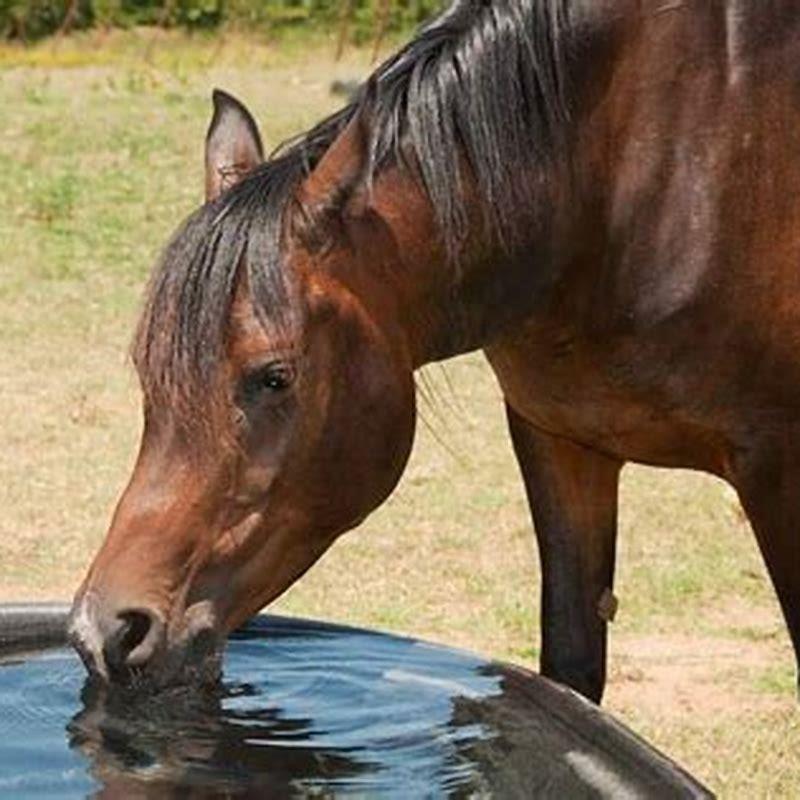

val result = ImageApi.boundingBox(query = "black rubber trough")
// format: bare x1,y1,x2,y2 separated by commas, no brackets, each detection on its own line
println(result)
0,603,714,798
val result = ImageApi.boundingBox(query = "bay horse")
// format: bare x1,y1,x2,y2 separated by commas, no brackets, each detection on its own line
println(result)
70,0,800,704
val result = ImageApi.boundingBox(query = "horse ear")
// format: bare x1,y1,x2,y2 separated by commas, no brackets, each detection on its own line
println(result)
205,89,264,202
300,77,378,214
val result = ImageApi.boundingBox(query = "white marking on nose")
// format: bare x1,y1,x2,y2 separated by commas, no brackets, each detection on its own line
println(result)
68,591,109,680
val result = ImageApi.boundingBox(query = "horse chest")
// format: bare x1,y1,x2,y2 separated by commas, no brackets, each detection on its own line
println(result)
485,320,733,474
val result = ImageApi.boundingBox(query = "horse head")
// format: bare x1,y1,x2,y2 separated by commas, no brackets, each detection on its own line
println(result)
68,88,417,688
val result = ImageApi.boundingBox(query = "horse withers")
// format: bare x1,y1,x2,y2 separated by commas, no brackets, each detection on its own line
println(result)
70,0,800,703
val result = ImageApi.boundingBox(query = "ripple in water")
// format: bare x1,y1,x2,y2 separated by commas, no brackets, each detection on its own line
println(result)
0,617,707,798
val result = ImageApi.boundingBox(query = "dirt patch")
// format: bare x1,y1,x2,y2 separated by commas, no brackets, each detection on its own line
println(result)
606,624,790,720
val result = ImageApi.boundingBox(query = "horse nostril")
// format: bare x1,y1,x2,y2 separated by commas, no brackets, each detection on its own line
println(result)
119,610,151,655
105,608,165,673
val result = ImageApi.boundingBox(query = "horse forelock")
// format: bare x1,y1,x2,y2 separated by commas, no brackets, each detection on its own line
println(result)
133,0,573,442
132,166,304,446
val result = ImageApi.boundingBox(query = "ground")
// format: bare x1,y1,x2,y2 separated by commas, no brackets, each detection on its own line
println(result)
0,29,798,796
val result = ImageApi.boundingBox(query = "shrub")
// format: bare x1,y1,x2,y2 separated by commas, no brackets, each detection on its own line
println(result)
0,0,443,41
0,0,92,39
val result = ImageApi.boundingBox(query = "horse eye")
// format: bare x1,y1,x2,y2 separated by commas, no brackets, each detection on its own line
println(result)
241,361,295,401
261,364,293,391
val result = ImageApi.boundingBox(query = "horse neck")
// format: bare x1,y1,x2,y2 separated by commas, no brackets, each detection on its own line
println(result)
341,155,579,370
338,11,623,369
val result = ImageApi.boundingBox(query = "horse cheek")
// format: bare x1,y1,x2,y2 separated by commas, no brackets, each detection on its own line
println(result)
324,337,415,529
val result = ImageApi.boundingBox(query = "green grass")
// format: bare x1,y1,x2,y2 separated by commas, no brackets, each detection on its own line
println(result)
1,29,799,797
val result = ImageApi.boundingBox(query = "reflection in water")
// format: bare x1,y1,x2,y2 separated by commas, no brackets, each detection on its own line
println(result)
68,681,373,798
0,617,711,798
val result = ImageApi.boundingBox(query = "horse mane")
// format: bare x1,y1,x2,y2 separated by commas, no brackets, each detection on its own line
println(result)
134,0,572,438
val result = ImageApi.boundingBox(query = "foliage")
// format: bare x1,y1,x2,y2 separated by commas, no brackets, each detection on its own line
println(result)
0,0,92,39
0,0,443,41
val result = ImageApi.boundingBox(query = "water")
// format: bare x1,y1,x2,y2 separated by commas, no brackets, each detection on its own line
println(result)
0,616,706,798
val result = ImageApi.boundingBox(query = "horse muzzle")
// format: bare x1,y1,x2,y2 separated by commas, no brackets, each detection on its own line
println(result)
68,589,223,690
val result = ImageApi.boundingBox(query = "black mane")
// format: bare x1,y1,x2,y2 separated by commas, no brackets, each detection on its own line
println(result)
134,0,572,434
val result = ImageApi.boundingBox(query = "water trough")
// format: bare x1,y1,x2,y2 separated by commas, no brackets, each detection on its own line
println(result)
0,603,712,798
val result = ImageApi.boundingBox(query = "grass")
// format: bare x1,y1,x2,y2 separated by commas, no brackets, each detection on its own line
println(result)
0,29,798,796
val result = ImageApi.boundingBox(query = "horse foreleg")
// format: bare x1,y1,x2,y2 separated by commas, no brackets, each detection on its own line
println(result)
732,437,800,695
506,405,622,703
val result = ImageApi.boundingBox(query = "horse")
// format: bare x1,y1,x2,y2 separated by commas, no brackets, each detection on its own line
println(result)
69,0,800,704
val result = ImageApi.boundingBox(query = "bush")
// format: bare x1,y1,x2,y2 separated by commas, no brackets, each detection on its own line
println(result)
0,0,443,41
0,0,92,39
